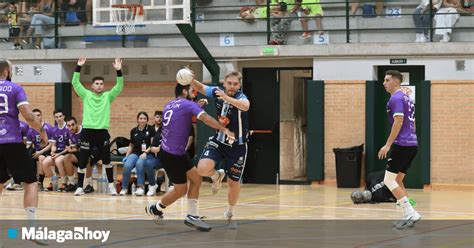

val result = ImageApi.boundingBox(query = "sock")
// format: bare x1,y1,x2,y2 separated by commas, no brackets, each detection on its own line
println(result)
227,205,236,215
77,172,85,188
210,170,219,181
188,199,198,216
155,201,167,211
25,206,37,220
60,176,66,185
85,177,93,186
106,167,114,183
38,174,45,185
67,176,75,185
399,196,415,215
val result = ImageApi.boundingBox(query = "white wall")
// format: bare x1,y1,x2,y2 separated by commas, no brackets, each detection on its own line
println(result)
313,58,474,81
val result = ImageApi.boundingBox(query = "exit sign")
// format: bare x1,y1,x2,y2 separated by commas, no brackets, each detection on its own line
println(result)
390,58,407,64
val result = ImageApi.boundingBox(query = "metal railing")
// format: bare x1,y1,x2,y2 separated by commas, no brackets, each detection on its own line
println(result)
0,0,472,49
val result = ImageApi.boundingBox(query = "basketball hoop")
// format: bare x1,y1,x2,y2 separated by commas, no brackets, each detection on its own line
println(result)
111,4,144,35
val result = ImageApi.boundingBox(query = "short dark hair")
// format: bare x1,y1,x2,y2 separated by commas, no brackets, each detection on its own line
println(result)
66,116,77,123
136,111,149,121
32,109,42,114
92,76,105,83
154,110,163,116
0,59,11,76
53,109,63,115
385,70,403,83
175,84,190,98
279,2,287,11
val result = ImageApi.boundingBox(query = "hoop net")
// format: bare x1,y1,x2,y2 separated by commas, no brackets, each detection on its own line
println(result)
111,4,144,35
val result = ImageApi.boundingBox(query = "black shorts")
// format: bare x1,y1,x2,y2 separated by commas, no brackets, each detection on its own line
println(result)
200,137,248,182
9,27,20,38
387,145,418,174
78,129,110,169
158,149,194,185
0,143,37,184
33,150,51,161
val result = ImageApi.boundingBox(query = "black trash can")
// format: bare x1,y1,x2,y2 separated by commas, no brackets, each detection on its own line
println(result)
333,144,364,188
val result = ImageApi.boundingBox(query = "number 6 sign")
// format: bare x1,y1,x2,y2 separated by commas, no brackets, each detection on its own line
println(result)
220,34,235,46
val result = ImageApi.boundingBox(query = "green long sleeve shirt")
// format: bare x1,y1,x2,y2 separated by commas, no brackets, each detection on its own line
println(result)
72,68,124,130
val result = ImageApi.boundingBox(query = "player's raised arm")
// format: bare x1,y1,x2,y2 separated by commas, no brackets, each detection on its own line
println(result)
198,112,235,140
72,57,88,99
109,58,124,100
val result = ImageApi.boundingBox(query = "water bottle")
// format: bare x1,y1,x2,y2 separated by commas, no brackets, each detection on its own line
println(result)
141,140,146,152
92,165,99,180
98,175,107,194
51,176,58,192
131,183,136,195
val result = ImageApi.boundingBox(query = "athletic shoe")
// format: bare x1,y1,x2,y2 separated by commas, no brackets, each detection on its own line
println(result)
408,198,417,207
184,214,212,232
145,202,164,225
211,169,225,195
46,183,53,191
135,188,144,196
74,187,85,196
224,211,238,229
119,189,127,196
65,184,77,192
393,211,421,229
5,181,14,190
84,185,94,194
12,184,23,190
146,185,158,196
300,32,312,40
108,183,117,196
57,184,66,192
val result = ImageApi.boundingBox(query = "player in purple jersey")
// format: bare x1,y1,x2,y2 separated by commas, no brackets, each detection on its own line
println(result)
378,70,421,229
191,71,250,228
43,109,71,191
145,83,234,232
26,109,54,191
20,120,29,143
0,59,48,228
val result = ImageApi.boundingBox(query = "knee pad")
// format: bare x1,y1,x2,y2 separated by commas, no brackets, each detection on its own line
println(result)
383,171,399,191
104,163,114,169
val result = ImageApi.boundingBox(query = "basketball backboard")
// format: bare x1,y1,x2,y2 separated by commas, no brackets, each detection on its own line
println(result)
93,0,191,26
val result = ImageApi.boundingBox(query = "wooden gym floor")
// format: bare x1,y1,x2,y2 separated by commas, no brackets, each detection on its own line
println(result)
1,184,473,247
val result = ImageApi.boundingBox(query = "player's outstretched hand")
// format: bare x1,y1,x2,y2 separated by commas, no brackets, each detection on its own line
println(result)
77,57,86,66
215,90,229,101
113,58,122,71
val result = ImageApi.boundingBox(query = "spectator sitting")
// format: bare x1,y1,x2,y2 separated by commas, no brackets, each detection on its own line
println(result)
412,0,442,42
4,2,22,49
120,112,155,196
23,0,56,49
61,0,81,25
298,0,324,40
350,0,384,17
270,2,292,45
434,0,462,42
143,111,164,196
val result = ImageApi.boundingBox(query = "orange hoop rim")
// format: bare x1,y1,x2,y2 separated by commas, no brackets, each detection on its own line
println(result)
111,4,144,16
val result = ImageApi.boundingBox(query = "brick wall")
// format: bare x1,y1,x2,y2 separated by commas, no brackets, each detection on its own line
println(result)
431,81,474,185
19,82,55,125
71,82,176,139
324,81,366,182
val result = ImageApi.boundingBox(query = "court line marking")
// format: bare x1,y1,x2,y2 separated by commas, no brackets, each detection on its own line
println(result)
89,220,266,248
353,221,474,248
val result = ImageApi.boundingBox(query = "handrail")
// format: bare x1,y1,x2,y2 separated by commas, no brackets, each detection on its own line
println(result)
0,0,472,49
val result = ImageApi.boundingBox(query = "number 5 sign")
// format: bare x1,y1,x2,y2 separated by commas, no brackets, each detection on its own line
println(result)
313,32,329,45
220,34,235,46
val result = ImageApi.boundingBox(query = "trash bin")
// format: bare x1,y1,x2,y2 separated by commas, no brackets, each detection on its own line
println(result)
333,144,364,188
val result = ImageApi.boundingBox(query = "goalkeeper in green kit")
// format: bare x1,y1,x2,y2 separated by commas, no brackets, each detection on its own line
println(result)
72,57,124,196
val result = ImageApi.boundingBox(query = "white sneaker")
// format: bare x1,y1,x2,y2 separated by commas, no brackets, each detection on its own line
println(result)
394,211,421,229
224,211,238,229
134,187,144,196
108,183,117,196
119,189,127,196
211,169,225,195
167,185,174,192
147,185,158,196
440,34,450,42
74,187,85,196
5,181,13,190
